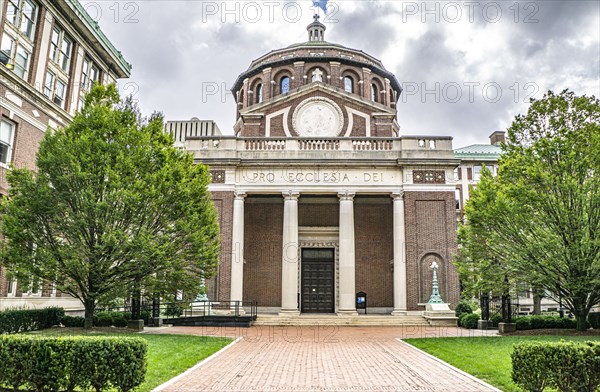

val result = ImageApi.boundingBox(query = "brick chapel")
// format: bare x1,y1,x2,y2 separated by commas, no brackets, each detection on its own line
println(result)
174,16,461,316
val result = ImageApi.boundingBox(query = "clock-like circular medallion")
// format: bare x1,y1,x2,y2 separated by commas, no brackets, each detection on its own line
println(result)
292,97,344,137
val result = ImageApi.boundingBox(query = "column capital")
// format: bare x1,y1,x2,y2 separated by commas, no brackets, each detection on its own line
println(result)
282,191,300,200
338,191,356,201
391,191,404,200
234,191,247,200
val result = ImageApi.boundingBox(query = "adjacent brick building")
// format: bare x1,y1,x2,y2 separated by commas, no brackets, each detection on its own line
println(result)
0,0,130,310
174,16,462,315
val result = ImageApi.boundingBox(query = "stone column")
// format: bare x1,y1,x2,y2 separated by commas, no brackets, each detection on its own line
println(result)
230,191,246,309
391,192,408,315
280,191,300,315
338,191,358,315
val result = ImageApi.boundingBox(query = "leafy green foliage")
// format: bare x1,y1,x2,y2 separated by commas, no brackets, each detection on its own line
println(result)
512,341,600,392
455,300,474,318
456,90,600,330
0,85,220,328
94,311,131,327
515,315,582,330
588,312,600,329
0,307,64,333
460,313,480,329
0,335,147,391
60,315,85,328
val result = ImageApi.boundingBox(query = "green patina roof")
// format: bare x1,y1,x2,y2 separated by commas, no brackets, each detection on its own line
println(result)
65,0,132,76
454,144,502,159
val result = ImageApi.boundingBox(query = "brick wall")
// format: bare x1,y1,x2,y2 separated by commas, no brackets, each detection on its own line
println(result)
299,200,339,226
354,197,394,307
404,191,460,310
209,191,234,301
243,198,283,307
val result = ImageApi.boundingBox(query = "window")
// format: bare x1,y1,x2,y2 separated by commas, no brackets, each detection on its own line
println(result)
280,76,290,94
50,26,72,72
19,0,37,39
79,57,101,109
455,189,461,210
473,165,482,181
0,119,16,165
7,278,17,296
44,71,66,107
1,33,31,80
5,0,37,41
344,76,354,93
255,83,263,104
371,83,378,102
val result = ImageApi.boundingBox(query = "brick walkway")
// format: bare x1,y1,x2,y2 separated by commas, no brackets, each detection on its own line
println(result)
151,326,500,392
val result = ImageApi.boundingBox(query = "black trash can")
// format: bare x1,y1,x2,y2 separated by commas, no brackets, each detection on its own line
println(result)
356,291,367,314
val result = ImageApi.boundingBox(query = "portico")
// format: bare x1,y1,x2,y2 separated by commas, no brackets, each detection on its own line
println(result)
227,185,409,315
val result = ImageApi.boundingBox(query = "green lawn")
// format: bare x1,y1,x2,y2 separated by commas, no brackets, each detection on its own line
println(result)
31,329,233,391
404,335,600,392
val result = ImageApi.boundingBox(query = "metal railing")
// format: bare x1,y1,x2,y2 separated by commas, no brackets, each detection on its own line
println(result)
103,300,258,326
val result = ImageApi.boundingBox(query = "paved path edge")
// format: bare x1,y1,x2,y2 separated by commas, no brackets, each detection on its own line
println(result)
151,336,243,392
396,338,503,392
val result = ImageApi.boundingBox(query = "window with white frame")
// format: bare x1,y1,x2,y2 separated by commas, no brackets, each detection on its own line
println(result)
5,0,38,41
473,165,483,181
49,26,72,72
7,278,17,296
1,32,31,80
44,70,66,108
344,76,354,93
0,118,16,165
78,57,100,110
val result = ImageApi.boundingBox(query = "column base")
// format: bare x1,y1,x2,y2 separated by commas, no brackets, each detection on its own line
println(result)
278,310,300,317
391,310,408,316
337,310,358,316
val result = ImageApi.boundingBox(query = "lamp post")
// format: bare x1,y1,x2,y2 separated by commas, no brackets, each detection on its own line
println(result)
428,261,444,304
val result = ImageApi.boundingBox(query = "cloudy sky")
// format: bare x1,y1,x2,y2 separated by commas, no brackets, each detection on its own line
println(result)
81,0,599,147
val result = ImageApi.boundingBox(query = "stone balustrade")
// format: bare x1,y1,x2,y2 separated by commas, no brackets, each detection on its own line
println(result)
186,136,453,154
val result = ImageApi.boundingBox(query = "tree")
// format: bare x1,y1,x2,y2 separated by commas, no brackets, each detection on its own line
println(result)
456,90,600,330
0,85,220,328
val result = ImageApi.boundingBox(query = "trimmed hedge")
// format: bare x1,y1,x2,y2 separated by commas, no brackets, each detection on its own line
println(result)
61,315,85,328
512,341,600,392
94,311,131,327
460,313,480,329
588,312,600,329
0,335,147,392
0,307,65,334
515,315,586,330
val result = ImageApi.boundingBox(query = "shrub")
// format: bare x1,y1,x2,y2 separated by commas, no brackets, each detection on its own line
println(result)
0,307,65,334
460,313,479,329
515,315,583,330
61,315,85,328
588,312,600,329
455,301,473,318
490,313,502,327
512,341,600,392
0,335,147,392
94,311,131,327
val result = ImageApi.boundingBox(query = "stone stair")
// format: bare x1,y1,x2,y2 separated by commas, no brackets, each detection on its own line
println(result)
254,314,431,326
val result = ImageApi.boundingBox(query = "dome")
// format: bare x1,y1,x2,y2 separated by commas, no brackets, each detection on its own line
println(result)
232,17,401,97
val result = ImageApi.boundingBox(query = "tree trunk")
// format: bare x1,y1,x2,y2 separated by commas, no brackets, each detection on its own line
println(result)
575,310,589,331
533,293,542,315
84,297,96,329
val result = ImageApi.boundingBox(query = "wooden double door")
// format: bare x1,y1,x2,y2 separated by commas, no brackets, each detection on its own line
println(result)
301,248,335,313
